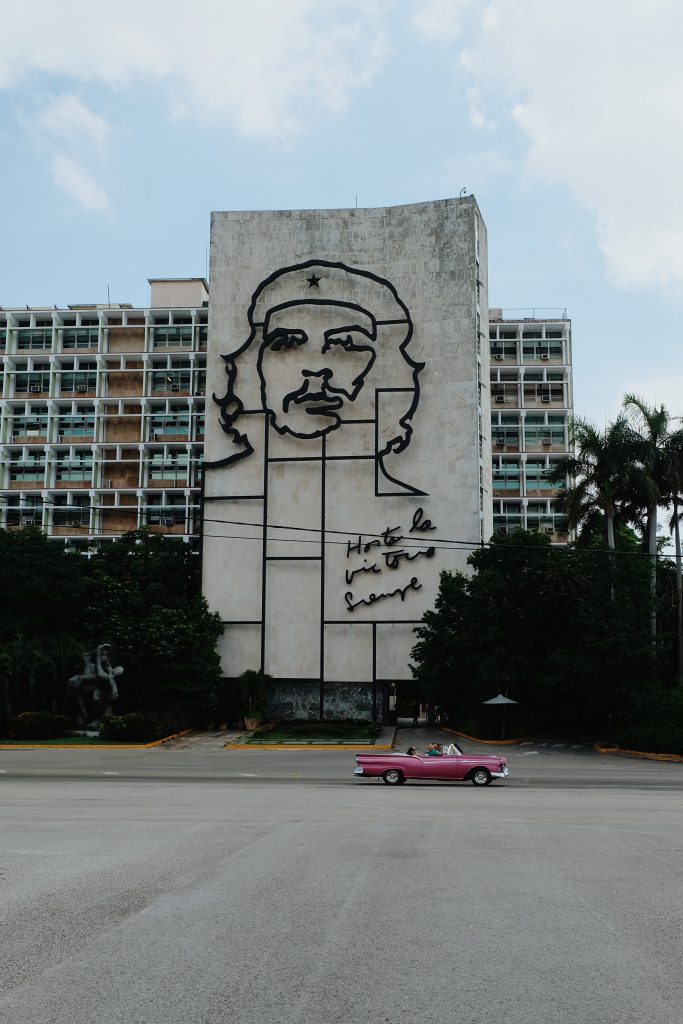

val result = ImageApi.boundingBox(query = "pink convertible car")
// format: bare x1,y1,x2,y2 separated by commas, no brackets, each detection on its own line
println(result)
354,745,509,786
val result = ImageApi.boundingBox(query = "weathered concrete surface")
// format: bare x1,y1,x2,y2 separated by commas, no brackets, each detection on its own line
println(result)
203,198,490,711
1,762,682,1023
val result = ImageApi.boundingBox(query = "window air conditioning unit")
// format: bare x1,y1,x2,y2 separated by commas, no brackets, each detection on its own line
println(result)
29,384,41,393
542,437,551,446
540,353,550,360
162,517,175,526
22,516,37,526
170,383,180,391
67,519,81,527
496,437,506,446
494,354,504,360
76,384,88,392
541,395,551,403
544,526,554,534
495,395,505,404
104,479,113,488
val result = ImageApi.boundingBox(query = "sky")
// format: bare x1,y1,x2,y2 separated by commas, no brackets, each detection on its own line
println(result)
1,0,682,428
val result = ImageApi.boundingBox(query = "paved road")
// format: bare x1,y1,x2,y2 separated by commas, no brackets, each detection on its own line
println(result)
1,730,682,788
1,740,682,1023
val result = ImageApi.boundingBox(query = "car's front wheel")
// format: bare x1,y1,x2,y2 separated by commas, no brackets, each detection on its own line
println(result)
382,769,404,785
470,767,492,786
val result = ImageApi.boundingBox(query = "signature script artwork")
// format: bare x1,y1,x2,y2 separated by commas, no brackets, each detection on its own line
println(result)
344,507,437,613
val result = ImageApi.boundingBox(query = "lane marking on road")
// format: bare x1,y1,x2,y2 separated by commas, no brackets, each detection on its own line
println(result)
101,771,120,775
238,773,258,777
519,751,539,756
0,769,7,773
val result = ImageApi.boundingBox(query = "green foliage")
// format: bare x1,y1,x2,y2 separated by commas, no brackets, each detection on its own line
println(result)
614,688,683,755
412,529,658,736
236,668,273,719
12,711,70,740
98,710,186,743
0,528,223,725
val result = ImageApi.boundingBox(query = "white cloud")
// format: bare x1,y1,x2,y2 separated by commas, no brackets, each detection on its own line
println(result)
28,94,113,213
466,86,494,130
51,153,111,213
460,0,683,290
0,1,390,140
441,147,516,191
412,0,473,41
36,94,111,151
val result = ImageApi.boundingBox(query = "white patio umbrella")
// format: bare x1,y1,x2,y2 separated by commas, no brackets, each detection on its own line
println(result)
482,693,518,740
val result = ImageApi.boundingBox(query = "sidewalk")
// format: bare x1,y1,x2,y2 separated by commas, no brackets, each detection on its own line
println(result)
163,726,397,750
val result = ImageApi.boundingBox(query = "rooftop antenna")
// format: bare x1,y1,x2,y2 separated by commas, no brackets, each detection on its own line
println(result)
205,245,208,280
107,285,110,308
355,194,358,208
460,187,467,197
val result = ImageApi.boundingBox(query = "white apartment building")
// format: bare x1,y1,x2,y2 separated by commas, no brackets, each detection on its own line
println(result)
489,308,573,541
0,279,208,548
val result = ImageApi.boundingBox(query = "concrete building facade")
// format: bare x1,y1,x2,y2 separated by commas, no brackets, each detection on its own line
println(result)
0,280,208,545
202,198,490,718
489,308,573,540
0,203,575,721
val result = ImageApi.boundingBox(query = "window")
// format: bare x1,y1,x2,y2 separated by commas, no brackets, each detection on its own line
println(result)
9,453,46,481
152,326,193,349
60,363,97,392
525,459,554,490
57,409,95,437
144,496,186,525
52,495,90,526
149,408,190,438
55,451,94,483
152,369,191,392
15,368,51,393
62,328,98,350
17,329,52,350
493,460,520,490
490,341,517,360
11,410,49,437
148,450,189,484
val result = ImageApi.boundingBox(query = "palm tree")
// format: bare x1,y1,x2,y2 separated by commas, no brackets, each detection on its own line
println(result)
622,395,677,641
662,429,683,683
548,415,633,551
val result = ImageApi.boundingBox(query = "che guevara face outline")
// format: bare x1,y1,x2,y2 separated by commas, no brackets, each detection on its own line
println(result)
257,302,377,439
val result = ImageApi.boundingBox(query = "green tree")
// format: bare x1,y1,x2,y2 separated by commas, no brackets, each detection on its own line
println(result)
549,415,633,551
622,395,676,639
412,530,656,737
80,530,222,718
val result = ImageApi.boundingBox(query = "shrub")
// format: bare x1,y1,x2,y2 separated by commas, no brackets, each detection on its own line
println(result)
99,711,181,743
614,688,683,755
13,711,70,740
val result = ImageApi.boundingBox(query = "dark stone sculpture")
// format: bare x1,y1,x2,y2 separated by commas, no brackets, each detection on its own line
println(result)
67,644,123,730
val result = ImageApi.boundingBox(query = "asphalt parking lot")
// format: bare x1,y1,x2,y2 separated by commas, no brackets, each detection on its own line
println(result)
1,740,682,1024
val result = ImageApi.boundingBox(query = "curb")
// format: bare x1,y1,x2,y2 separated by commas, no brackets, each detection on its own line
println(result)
224,742,394,750
442,726,528,746
0,728,193,750
594,742,683,763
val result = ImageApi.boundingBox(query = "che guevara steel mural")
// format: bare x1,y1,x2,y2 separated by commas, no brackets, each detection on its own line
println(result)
211,259,425,497
205,258,439,712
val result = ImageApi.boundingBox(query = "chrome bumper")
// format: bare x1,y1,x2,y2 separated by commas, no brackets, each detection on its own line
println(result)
354,766,364,775
491,767,509,779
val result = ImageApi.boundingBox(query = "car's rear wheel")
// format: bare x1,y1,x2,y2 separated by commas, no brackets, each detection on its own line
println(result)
382,768,404,785
470,767,492,786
